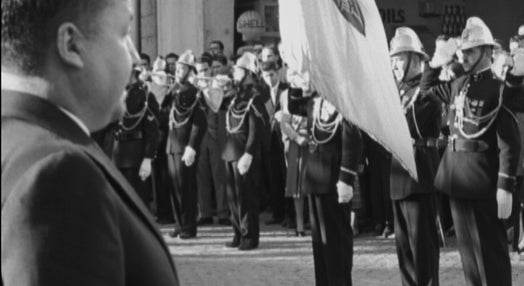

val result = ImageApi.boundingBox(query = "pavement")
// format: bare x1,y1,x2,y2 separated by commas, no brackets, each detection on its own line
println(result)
161,217,524,286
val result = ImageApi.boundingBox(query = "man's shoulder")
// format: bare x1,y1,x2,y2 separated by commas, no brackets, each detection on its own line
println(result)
2,120,109,205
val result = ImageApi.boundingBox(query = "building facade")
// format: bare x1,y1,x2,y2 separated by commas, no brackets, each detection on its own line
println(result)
131,0,524,59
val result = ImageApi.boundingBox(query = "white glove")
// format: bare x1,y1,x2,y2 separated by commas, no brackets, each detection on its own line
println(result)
138,158,152,181
336,181,354,203
491,52,513,79
496,188,513,219
295,135,308,146
181,146,196,167
509,48,524,76
152,57,167,72
430,38,459,68
237,153,253,175
274,111,291,124
151,71,168,86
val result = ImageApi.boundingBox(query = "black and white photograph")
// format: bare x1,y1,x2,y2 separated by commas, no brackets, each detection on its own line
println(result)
2,0,523,285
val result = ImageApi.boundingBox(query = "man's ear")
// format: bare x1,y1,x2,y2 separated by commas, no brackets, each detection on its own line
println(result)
56,23,85,69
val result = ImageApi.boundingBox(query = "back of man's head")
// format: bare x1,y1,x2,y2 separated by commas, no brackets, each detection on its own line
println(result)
2,0,112,75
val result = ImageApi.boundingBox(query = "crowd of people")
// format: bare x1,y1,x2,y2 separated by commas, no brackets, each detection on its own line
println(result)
90,17,524,286
1,1,523,285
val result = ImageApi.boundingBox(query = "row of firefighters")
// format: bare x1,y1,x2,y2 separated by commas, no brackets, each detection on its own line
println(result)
93,17,523,286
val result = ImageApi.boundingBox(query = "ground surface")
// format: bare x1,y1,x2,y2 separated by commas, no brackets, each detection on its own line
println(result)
162,216,524,286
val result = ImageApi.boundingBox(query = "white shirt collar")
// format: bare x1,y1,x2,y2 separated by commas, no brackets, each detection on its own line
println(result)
1,71,90,135
57,107,91,136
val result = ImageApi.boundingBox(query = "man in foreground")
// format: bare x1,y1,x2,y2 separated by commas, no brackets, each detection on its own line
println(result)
1,0,179,285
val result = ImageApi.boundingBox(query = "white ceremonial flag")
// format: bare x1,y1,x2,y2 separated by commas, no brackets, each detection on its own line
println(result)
279,0,418,180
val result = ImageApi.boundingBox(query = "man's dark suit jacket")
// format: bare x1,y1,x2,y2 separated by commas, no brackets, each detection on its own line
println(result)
1,91,179,286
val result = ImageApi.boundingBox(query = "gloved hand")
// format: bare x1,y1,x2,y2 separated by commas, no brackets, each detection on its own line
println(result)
429,38,459,68
138,158,152,181
181,146,196,167
336,181,354,203
496,188,513,219
295,135,308,147
509,48,524,76
237,153,253,175
152,57,167,72
491,52,513,79
274,111,291,123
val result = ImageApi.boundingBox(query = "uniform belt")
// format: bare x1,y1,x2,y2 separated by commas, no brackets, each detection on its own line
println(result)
412,138,447,149
448,138,489,152
116,131,144,141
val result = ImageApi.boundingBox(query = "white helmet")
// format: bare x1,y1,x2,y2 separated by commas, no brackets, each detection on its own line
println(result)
460,17,496,50
389,27,429,59
176,50,196,68
234,52,258,75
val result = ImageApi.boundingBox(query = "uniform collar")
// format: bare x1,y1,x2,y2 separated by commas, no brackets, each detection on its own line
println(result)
469,67,492,82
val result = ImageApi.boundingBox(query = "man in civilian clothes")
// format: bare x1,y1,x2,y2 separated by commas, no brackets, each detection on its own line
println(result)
389,27,442,286
288,82,363,286
112,66,160,206
260,60,290,225
1,0,180,285
420,17,522,286
223,53,265,250
165,50,207,239
195,53,230,226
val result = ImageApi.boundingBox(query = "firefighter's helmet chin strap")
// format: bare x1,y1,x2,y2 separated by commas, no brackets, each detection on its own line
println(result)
401,53,413,83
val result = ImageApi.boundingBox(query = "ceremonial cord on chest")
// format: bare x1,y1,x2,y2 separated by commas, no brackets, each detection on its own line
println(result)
169,93,199,129
226,96,255,134
311,98,342,144
120,86,149,131
453,81,502,139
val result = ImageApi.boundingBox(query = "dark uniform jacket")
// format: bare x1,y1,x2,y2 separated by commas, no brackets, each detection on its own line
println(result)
164,82,207,155
390,75,442,200
288,93,363,195
1,91,179,286
222,80,265,162
260,82,289,131
113,81,160,168
420,67,522,199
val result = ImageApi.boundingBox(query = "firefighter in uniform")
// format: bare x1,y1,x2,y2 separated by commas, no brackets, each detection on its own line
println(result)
222,53,265,251
288,80,363,286
113,67,160,206
389,27,442,286
420,17,522,286
165,50,207,239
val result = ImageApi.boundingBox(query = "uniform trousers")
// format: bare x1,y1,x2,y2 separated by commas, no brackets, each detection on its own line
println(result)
393,193,439,286
309,193,353,286
153,154,174,222
366,140,393,228
267,134,287,220
225,160,260,245
197,135,228,219
450,197,511,286
167,153,198,235
120,167,150,206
